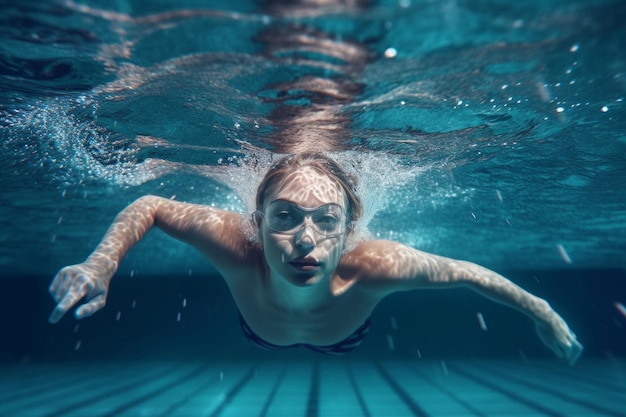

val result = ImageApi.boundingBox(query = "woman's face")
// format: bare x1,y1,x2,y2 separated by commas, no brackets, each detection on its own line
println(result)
259,166,349,287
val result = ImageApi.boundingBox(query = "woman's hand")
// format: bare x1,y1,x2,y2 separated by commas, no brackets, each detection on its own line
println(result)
535,311,583,365
49,263,111,323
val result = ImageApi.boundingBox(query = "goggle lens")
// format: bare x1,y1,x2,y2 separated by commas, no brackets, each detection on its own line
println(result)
262,200,346,236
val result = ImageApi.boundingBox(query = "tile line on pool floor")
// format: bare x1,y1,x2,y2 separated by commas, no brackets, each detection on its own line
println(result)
346,362,373,417
375,361,431,417
206,363,258,417
447,363,568,417
403,362,489,417
306,362,320,417
5,363,182,417
152,367,223,417
47,363,210,417
474,362,625,417
257,363,288,417
101,363,214,417
540,360,626,393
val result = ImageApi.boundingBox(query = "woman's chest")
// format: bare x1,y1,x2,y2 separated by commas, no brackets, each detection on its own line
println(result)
230,279,376,346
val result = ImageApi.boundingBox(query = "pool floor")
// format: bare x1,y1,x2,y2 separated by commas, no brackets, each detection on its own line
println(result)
3,358,624,416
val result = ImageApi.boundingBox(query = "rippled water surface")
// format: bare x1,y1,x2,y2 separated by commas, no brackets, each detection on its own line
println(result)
1,0,625,275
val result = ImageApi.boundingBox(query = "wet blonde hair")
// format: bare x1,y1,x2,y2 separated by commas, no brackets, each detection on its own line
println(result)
255,152,363,225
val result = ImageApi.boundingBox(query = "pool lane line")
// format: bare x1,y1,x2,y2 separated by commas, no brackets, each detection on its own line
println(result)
473,362,625,417
346,362,373,417
207,363,259,417
404,362,488,417
447,362,567,417
375,362,431,417
257,363,287,417
306,361,320,417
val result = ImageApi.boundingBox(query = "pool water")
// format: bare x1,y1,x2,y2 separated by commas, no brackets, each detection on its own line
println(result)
1,0,625,415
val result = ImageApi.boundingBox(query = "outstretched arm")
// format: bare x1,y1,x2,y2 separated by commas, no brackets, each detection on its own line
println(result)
49,195,251,323
341,240,583,364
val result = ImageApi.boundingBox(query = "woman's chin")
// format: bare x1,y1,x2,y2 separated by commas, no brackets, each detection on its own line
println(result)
285,270,325,287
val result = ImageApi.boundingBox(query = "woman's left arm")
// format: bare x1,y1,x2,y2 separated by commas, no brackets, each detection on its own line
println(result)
341,240,583,365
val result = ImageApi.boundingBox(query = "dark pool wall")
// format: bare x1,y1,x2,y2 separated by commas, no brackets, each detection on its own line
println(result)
1,268,625,363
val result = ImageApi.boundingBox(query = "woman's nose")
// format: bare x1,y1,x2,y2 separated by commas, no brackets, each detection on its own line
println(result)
295,223,316,250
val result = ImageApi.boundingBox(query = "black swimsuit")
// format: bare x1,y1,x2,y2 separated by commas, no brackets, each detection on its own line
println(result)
239,314,371,355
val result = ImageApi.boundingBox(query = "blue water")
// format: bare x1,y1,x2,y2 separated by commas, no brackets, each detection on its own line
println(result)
1,0,625,366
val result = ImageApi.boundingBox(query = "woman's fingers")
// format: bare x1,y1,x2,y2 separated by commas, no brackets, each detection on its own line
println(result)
553,330,583,365
49,270,71,303
566,338,584,365
75,294,106,319
48,273,99,323
536,320,583,365
49,291,81,323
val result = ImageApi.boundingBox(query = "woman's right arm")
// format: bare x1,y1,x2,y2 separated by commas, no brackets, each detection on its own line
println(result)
49,195,252,323
341,240,583,364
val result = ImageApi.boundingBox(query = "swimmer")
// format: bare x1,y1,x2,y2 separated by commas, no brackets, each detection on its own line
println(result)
49,152,583,364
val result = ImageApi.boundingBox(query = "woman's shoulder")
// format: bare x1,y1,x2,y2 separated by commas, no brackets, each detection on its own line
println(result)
338,239,436,290
337,239,404,282
343,239,408,260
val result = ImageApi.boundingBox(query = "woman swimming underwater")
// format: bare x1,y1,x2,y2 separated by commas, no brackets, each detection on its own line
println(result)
49,152,583,364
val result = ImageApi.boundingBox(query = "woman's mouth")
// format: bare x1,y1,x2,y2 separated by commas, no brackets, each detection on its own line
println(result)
288,258,321,272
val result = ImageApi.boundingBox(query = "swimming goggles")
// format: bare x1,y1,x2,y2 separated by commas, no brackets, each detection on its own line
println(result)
256,200,347,237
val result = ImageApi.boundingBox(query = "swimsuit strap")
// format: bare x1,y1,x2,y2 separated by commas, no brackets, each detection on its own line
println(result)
305,317,371,355
239,314,371,355
239,314,295,351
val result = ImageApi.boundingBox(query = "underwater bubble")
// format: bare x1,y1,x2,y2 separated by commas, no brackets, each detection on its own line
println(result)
386,334,395,351
557,244,572,264
390,316,398,330
384,47,397,59
476,312,488,331
2,96,167,187
614,302,626,320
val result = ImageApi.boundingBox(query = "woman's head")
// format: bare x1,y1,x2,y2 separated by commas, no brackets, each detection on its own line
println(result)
254,153,362,287
255,152,362,225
